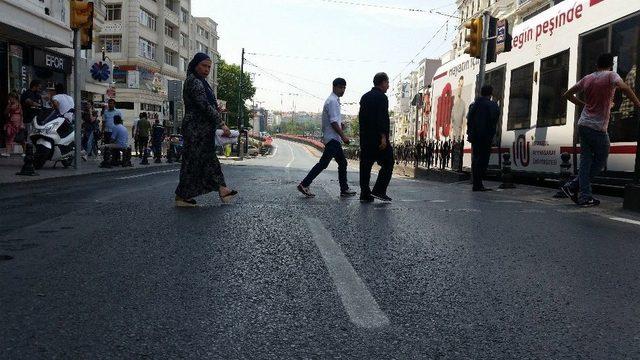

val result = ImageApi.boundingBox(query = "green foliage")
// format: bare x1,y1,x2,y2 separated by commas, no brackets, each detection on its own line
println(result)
347,118,359,137
216,59,256,128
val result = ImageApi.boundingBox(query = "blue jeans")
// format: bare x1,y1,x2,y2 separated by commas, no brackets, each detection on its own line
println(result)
568,126,610,201
301,139,348,191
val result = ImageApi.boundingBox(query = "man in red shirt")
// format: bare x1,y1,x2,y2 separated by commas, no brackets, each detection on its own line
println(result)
562,53,640,207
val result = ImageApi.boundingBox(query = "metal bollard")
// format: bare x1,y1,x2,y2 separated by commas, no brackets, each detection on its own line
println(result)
499,152,516,189
16,143,39,176
553,152,572,198
122,147,133,167
140,147,150,165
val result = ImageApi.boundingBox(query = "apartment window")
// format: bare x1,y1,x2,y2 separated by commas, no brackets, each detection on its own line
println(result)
197,42,209,55
106,4,122,21
164,23,175,38
507,63,534,130
180,33,189,48
165,0,178,13
523,5,551,22
197,26,209,39
181,7,189,23
139,9,157,30
139,38,157,60
100,35,122,52
537,50,570,127
165,48,176,66
180,56,188,72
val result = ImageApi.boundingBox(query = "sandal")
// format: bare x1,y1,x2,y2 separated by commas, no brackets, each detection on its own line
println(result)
219,190,238,204
175,196,197,207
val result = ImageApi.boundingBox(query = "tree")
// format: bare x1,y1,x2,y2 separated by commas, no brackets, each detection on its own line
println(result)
216,59,256,128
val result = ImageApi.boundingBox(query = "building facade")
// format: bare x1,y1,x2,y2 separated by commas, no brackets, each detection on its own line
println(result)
392,58,441,144
0,0,74,118
98,0,219,129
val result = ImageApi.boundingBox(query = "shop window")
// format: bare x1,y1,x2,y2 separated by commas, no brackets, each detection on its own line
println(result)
507,63,534,130
537,50,570,127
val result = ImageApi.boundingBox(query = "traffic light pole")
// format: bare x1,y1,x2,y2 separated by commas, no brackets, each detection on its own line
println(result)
477,11,491,97
73,29,82,169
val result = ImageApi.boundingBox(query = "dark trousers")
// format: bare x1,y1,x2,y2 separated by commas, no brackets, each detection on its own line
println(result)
567,126,610,201
152,140,162,159
301,139,348,191
360,145,394,196
103,132,112,144
138,136,149,156
471,140,491,190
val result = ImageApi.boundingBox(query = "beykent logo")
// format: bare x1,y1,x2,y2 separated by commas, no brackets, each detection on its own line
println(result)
512,134,530,167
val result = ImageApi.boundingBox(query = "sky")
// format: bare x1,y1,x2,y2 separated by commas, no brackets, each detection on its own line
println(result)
193,0,459,115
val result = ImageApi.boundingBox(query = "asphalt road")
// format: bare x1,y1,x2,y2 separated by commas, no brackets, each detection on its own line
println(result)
2,139,640,359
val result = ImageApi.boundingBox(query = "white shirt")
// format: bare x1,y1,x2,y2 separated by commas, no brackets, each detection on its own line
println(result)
321,92,342,144
52,94,74,121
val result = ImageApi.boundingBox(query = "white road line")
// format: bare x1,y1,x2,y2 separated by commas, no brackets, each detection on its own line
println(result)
267,145,278,158
285,142,295,168
610,217,640,226
304,217,390,329
117,169,179,180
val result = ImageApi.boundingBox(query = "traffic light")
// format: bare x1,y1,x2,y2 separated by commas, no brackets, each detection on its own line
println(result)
71,1,94,50
464,17,483,59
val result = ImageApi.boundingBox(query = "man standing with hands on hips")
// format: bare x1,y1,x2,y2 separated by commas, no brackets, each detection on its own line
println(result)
358,72,394,202
297,78,356,198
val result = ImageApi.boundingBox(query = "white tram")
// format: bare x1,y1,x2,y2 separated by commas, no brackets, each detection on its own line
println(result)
429,0,640,182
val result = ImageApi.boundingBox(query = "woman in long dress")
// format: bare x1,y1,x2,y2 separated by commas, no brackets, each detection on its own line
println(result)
175,53,237,207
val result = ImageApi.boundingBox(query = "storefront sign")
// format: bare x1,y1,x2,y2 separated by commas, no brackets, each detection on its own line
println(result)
496,19,507,54
33,49,71,74
127,70,139,89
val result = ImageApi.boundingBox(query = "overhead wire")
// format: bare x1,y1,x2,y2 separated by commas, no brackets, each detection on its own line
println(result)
245,59,325,101
316,0,461,19
245,52,408,64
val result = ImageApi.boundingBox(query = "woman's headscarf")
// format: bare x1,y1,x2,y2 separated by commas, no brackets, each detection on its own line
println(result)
187,52,217,108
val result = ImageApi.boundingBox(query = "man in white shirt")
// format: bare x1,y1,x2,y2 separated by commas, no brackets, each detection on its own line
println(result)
51,83,74,122
297,78,356,198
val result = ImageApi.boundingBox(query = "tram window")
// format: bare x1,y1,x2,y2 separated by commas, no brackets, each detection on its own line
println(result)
507,63,534,130
610,14,640,143
537,50,570,127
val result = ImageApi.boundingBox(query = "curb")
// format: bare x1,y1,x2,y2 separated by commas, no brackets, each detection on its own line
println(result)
0,162,182,187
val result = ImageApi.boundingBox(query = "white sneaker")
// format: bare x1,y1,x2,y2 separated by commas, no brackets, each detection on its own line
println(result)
0,153,10,158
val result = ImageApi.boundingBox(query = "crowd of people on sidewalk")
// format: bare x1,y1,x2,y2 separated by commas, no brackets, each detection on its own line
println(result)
0,80,179,166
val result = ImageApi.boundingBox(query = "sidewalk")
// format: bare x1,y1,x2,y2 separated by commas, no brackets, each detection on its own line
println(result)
0,154,180,185
299,143,637,218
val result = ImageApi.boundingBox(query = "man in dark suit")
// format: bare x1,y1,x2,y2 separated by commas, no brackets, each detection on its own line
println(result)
467,85,500,191
359,72,394,202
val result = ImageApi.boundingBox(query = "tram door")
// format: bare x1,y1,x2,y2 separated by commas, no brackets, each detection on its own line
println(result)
578,13,640,177
484,66,506,169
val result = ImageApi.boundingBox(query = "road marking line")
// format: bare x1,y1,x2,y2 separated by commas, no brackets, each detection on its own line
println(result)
286,142,295,168
304,217,390,329
268,146,278,158
610,217,640,226
117,169,179,180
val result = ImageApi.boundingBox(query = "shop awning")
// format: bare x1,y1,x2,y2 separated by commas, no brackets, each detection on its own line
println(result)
0,0,72,48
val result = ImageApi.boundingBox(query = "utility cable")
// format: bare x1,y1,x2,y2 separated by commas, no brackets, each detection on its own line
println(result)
316,0,461,19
